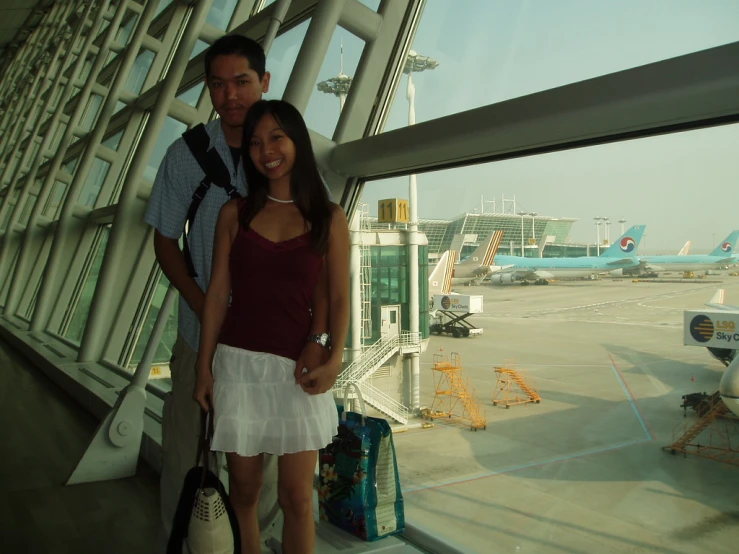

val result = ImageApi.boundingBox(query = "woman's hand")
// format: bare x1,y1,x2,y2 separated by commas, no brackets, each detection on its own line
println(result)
299,356,342,395
193,370,214,412
295,342,329,389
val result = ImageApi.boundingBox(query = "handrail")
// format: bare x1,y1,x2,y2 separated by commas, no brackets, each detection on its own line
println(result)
356,381,409,423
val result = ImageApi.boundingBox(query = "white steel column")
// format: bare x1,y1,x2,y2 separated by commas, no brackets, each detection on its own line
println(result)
77,0,213,362
349,210,362,361
407,72,421,410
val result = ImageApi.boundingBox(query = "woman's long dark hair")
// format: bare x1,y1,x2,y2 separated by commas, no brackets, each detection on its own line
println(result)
240,100,332,254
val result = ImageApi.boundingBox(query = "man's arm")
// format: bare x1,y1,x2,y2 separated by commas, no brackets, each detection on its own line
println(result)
145,140,206,320
153,231,206,321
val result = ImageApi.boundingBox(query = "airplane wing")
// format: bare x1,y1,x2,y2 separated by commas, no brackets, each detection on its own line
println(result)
605,258,640,267
491,266,538,280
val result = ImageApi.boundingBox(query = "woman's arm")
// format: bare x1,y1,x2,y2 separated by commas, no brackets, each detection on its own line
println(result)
300,205,350,393
193,200,238,411
295,260,331,384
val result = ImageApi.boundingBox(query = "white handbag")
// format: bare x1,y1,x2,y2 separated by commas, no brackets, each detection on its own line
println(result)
185,412,237,554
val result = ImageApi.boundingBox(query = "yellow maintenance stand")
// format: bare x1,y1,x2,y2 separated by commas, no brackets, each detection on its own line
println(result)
492,360,541,408
423,352,487,430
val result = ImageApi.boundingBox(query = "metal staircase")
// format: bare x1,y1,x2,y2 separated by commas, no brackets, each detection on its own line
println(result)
358,203,372,341
491,365,541,408
333,332,421,424
666,396,731,453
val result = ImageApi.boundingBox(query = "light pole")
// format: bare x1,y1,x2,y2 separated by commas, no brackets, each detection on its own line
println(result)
619,218,626,236
594,217,603,256
518,211,527,256
603,217,610,245
316,40,353,109
404,49,438,411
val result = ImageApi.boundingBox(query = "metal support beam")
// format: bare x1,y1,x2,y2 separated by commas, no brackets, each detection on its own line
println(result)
330,41,739,180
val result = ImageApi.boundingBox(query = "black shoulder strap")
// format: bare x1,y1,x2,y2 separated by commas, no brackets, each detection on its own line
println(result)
180,124,242,278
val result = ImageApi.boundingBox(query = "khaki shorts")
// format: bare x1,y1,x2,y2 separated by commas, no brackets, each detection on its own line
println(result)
158,334,281,553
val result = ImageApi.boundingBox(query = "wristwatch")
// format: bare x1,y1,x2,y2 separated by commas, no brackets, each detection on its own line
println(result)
307,333,331,348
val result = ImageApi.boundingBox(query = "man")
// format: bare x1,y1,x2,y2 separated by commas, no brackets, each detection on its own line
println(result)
145,35,330,552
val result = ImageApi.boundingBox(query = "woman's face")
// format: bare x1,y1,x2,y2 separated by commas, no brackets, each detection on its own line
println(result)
248,113,296,182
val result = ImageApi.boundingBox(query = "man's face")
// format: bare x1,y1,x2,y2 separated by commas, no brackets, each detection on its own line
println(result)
207,54,270,130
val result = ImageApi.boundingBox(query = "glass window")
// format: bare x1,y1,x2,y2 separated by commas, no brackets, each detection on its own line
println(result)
124,49,155,94
304,28,363,138
144,116,188,182
77,157,111,207
21,231,52,320
155,0,174,18
263,20,309,101
102,129,124,151
126,273,179,369
79,55,94,82
43,180,68,219
190,39,209,61
19,193,38,226
176,81,205,107
381,0,739,133
63,156,78,176
79,93,104,132
62,226,110,344
116,13,138,46
206,0,238,31
113,100,127,115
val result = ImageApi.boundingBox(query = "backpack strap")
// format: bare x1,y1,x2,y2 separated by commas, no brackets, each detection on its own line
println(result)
181,123,242,278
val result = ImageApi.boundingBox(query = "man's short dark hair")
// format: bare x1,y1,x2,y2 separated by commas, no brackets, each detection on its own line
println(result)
205,35,266,80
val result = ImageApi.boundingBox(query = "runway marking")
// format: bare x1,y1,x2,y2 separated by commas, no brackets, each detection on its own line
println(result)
401,437,651,494
609,354,654,441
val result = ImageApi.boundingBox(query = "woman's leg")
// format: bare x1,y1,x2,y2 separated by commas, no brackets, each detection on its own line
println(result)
278,450,318,554
226,452,264,553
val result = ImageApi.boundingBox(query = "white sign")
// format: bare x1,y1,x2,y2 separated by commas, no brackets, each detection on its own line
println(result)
431,294,483,314
684,310,739,348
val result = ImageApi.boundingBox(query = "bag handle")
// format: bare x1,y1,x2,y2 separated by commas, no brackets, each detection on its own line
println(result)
195,409,215,491
342,382,367,425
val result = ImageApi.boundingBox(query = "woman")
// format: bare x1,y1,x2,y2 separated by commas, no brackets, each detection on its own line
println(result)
194,99,350,553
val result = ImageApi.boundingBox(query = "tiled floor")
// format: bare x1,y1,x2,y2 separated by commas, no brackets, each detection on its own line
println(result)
0,339,161,554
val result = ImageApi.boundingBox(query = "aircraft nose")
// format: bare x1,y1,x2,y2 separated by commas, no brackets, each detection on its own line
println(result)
720,354,739,418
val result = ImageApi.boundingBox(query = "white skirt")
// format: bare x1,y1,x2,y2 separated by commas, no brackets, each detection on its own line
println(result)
210,343,338,457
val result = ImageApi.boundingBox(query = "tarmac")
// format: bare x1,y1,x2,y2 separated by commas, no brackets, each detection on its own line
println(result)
389,276,739,553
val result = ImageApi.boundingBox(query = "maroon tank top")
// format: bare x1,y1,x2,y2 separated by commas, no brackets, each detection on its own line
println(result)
218,205,324,362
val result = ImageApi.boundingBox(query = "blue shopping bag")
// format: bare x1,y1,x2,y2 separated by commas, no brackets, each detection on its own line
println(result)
318,383,405,541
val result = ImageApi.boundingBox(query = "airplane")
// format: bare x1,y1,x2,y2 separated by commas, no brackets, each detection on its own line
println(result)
428,230,505,295
488,225,646,285
618,230,739,276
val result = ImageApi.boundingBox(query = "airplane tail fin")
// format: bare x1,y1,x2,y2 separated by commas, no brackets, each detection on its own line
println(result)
705,288,739,311
458,230,504,269
708,230,739,257
600,225,646,257
678,240,691,255
709,289,725,306
429,250,455,295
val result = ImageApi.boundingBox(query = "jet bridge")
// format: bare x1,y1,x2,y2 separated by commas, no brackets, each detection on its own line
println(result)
429,294,483,338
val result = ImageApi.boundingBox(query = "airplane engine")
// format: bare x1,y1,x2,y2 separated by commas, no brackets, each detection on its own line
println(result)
491,274,517,284
720,354,739,418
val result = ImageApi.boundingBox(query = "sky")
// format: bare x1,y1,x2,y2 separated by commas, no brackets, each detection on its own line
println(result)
264,0,739,254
